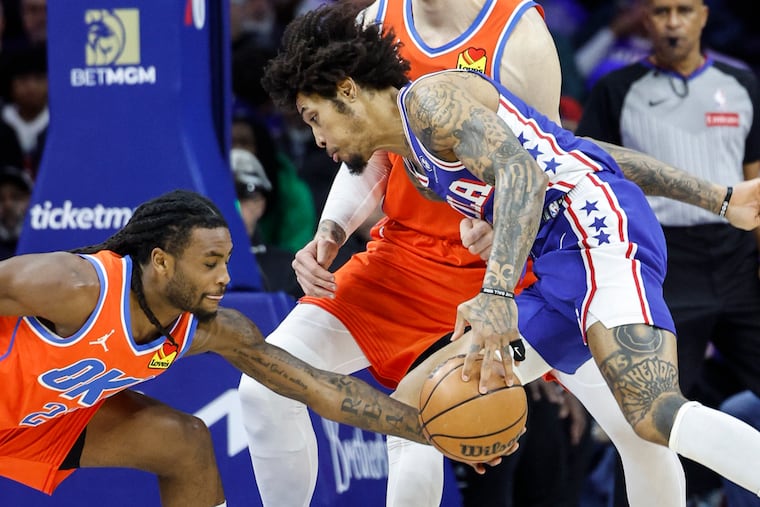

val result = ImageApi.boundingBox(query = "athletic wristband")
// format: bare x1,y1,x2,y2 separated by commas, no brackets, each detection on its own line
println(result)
509,338,527,362
719,186,733,218
480,287,515,299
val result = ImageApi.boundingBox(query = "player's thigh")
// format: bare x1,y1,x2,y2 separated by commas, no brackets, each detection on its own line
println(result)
266,303,369,373
79,390,210,471
392,338,470,405
586,321,680,394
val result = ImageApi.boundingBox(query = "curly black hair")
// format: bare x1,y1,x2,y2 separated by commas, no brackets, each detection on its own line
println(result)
262,2,411,110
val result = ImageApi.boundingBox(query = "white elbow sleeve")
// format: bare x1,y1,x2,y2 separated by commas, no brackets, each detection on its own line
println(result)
319,151,390,240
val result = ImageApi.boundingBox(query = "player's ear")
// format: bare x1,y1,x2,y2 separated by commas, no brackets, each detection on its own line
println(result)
151,247,173,276
337,78,356,101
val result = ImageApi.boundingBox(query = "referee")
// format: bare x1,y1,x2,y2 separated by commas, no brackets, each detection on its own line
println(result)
576,0,760,504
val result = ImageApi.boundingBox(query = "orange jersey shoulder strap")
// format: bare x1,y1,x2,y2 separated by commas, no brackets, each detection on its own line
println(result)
374,0,544,81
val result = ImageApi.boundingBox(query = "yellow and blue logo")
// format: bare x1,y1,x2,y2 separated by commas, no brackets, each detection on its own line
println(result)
85,9,141,66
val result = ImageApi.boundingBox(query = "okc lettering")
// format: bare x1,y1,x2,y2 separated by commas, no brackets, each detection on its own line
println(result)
21,359,142,426
29,200,133,230
38,359,142,406
322,420,387,493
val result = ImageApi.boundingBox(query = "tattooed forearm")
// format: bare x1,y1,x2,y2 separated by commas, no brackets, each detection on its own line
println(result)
229,335,426,444
406,78,546,291
316,219,347,245
484,150,545,291
596,325,680,429
595,140,725,214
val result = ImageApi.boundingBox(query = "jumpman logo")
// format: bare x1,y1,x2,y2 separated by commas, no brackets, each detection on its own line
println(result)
89,329,115,352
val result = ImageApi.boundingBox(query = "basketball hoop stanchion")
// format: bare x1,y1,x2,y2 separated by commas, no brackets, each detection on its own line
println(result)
18,0,259,291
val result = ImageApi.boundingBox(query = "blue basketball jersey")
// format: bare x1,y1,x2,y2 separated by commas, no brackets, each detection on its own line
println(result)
396,69,675,373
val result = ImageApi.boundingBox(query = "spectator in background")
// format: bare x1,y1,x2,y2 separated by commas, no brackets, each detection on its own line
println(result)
573,0,650,93
230,0,283,54
0,43,48,178
575,0,760,504
2,0,46,52
19,0,45,46
231,147,303,299
231,100,317,253
0,164,31,260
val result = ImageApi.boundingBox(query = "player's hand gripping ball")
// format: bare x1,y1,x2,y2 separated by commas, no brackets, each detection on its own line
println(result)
419,354,527,463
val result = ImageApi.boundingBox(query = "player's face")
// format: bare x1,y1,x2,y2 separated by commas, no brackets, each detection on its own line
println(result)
165,227,231,321
296,92,373,174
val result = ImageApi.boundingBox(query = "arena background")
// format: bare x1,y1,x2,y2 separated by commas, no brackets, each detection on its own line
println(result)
0,0,462,504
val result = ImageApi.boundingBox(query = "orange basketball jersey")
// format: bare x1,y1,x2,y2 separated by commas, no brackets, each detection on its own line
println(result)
0,250,197,493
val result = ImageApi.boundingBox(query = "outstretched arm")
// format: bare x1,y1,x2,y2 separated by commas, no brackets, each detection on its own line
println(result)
192,308,426,444
597,140,760,231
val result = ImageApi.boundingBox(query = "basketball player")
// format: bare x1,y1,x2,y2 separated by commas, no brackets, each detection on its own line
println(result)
0,190,427,506
261,2,760,504
239,0,760,506
239,1,567,505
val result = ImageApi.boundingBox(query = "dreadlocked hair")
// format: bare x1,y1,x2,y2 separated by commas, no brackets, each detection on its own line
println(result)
262,1,411,110
71,189,229,346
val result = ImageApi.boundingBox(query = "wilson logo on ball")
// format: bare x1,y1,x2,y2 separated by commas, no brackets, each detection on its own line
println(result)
418,354,527,463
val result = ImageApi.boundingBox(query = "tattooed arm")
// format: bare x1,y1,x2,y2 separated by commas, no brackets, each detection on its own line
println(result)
404,73,548,391
190,308,426,444
596,140,760,231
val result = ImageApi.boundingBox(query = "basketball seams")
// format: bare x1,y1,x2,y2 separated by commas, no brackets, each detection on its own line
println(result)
421,385,519,425
425,409,527,439
418,354,528,463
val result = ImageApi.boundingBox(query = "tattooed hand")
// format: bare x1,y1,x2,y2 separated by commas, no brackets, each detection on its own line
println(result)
452,292,520,393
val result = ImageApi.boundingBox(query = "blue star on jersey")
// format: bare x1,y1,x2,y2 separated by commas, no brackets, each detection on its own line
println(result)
594,230,611,245
543,158,560,174
581,200,599,215
591,216,607,231
526,144,543,159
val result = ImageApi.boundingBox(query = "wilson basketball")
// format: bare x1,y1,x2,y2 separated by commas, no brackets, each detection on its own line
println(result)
419,354,527,463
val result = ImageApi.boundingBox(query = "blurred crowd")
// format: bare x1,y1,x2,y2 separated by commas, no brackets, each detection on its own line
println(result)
0,0,759,505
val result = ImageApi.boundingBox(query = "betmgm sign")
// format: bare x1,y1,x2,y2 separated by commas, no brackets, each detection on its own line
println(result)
72,9,157,87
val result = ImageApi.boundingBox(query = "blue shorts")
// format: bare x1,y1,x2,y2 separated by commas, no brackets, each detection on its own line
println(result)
517,172,675,373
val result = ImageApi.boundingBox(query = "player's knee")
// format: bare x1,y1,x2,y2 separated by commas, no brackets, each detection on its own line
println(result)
626,393,686,446
159,411,216,467
629,419,666,445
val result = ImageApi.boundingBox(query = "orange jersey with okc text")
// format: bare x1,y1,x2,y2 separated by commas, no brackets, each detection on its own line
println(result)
303,0,542,388
0,250,197,493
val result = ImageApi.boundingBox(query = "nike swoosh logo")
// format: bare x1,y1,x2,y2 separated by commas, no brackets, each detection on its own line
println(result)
649,99,667,107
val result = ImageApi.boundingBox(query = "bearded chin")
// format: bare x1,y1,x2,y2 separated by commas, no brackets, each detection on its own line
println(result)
345,154,368,175
193,308,218,322
166,278,217,322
